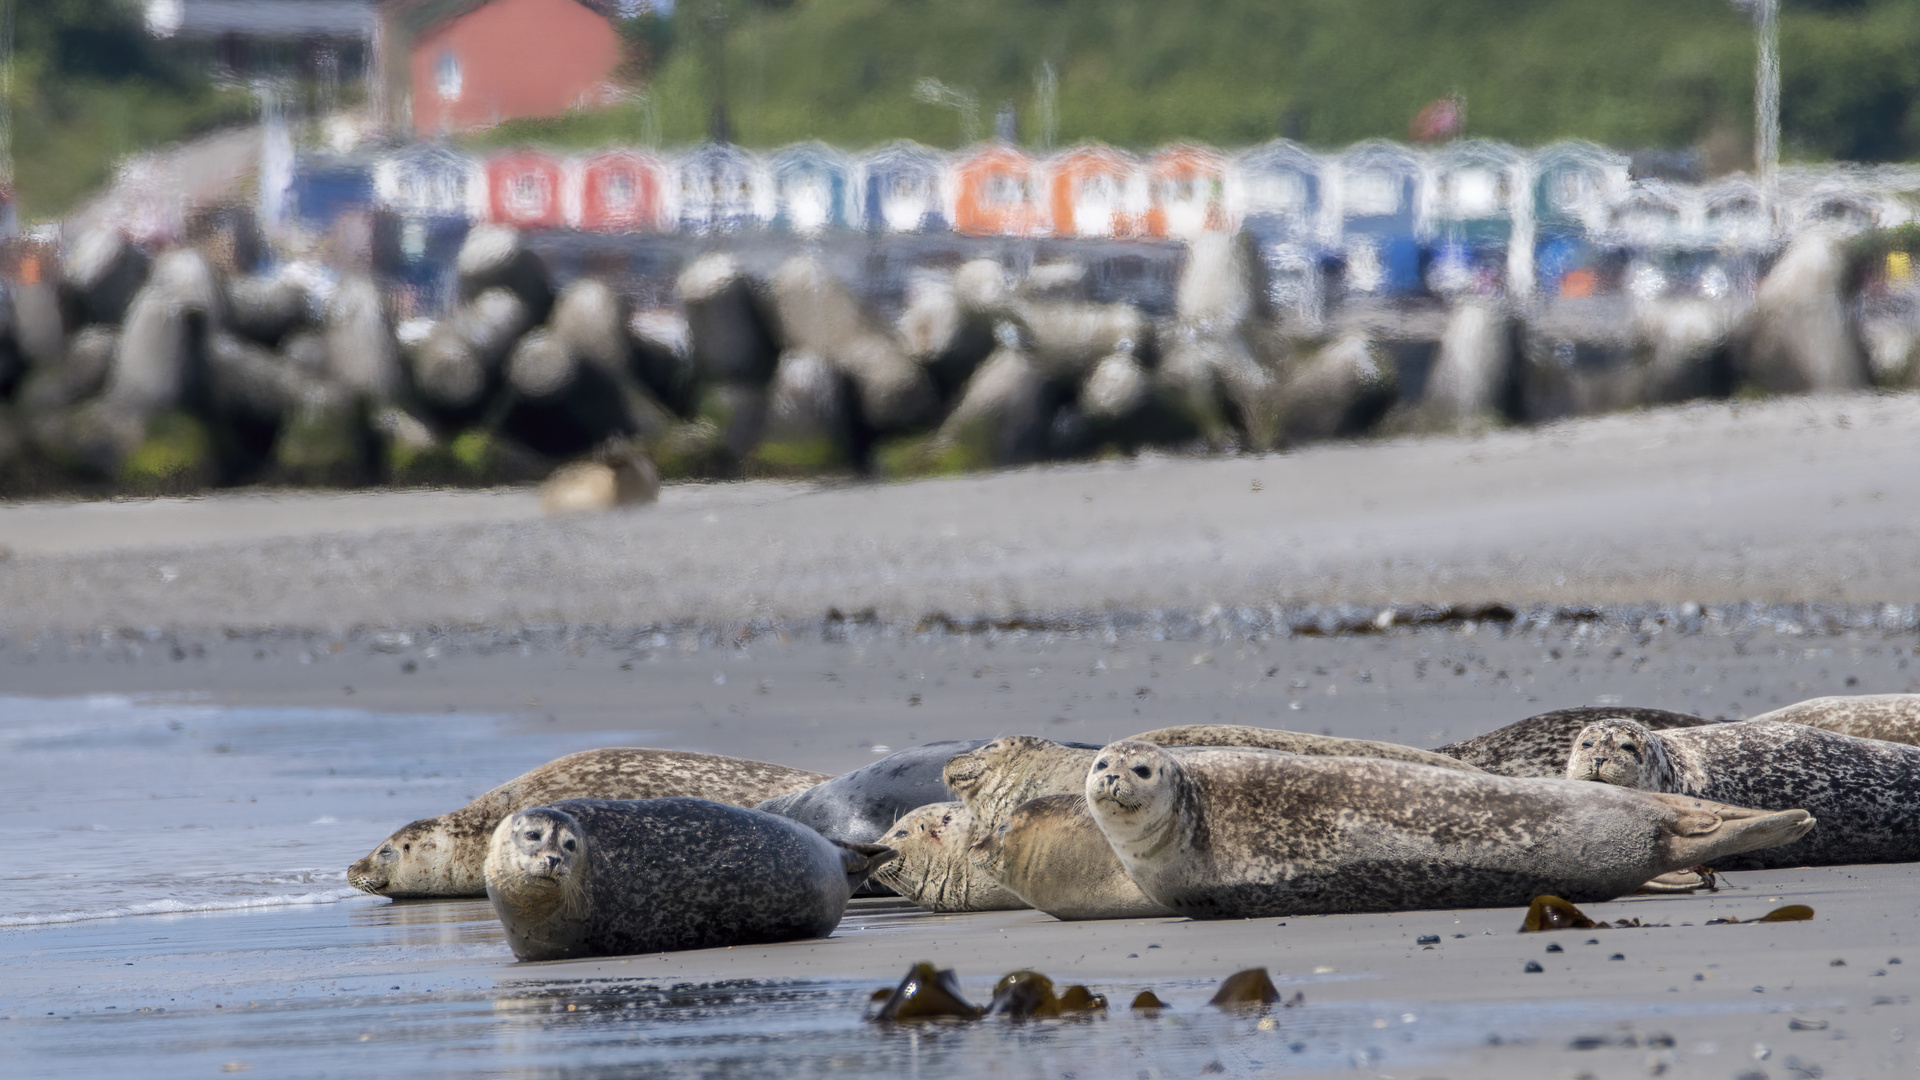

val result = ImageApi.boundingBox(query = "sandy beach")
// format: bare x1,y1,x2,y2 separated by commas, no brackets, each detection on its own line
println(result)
4,393,1920,1078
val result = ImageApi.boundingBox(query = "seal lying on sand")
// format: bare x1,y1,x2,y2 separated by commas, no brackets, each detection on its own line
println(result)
1133,725,1482,772
868,802,1025,912
1751,694,1920,747
973,794,1174,920
350,749,829,898
485,797,892,961
755,739,989,844
1566,717,1920,869
1086,740,1813,918
1432,707,1715,778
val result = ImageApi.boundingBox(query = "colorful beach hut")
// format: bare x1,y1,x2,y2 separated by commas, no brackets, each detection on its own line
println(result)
1145,145,1228,238
1426,140,1523,296
770,142,856,235
1530,141,1630,298
860,141,949,233
954,144,1047,237
1048,144,1144,239
577,149,668,233
674,143,771,234
1334,141,1425,296
373,143,483,220
486,149,567,230
1231,140,1324,243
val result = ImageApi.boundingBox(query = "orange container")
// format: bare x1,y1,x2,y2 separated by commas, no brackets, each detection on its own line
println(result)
579,150,666,232
1049,145,1142,238
954,144,1046,237
1145,145,1229,238
487,149,566,230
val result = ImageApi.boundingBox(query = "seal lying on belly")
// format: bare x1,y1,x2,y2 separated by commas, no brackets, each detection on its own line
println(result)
868,802,1025,912
349,749,829,898
484,797,893,961
1131,725,1482,772
1566,718,1920,869
1432,707,1716,778
972,794,1174,921
1751,694,1920,747
1086,741,1813,919
755,739,989,844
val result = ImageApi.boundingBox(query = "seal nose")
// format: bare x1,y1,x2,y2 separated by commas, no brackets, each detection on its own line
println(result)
543,854,562,871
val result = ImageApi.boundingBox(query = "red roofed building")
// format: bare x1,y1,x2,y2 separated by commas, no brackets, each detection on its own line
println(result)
378,0,623,135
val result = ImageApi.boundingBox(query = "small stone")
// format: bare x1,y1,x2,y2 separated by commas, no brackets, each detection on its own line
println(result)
1523,960,1543,973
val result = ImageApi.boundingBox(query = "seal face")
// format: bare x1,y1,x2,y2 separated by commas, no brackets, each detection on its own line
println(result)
868,802,1025,912
483,797,893,961
1433,707,1716,778
351,748,830,898
1085,739,1812,919
1566,717,1920,869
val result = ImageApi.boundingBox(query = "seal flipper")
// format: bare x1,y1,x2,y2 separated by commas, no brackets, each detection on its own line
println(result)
1648,793,1815,866
836,841,898,890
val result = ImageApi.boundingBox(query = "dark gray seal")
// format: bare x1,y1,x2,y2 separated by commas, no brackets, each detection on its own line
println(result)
483,797,894,961
756,739,991,844
1432,707,1716,778
350,749,828,898
1752,694,1920,746
1086,740,1814,919
1566,717,1920,869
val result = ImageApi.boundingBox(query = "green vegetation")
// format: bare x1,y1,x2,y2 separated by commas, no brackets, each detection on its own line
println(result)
488,0,1917,165
11,0,252,221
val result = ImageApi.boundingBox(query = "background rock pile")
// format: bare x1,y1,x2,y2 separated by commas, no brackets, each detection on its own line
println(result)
0,222,1908,497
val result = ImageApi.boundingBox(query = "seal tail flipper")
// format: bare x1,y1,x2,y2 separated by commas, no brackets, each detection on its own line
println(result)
1648,793,1815,864
836,841,898,890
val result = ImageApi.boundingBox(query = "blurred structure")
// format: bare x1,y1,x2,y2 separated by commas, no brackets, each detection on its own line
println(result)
375,0,623,135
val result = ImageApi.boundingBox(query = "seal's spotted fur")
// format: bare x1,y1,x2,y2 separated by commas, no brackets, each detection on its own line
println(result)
1753,694,1920,747
484,797,892,961
1086,740,1812,919
1433,707,1716,778
1567,718,1920,869
349,749,828,898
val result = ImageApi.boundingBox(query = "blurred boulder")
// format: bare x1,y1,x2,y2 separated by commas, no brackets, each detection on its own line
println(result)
21,327,116,412
754,349,853,474
1177,232,1255,332
899,276,995,400
13,281,67,369
678,254,779,386
61,229,149,326
768,256,935,432
323,274,402,399
281,329,328,378
1276,334,1397,444
936,340,1047,467
225,270,310,347
550,278,631,381
409,288,532,415
1015,300,1147,382
1409,301,1514,430
504,327,672,457
107,284,205,416
1739,232,1869,394
456,224,552,322
1636,299,1735,404
628,308,697,415
271,383,373,487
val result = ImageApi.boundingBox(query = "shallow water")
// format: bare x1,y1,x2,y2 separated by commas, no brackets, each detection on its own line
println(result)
0,695,1839,1078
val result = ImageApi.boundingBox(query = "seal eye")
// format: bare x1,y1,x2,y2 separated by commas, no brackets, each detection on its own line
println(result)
1579,741,1592,749
525,830,543,842
1095,759,1108,770
562,839,576,852
401,843,410,852
1132,765,1152,779
1621,743,1636,754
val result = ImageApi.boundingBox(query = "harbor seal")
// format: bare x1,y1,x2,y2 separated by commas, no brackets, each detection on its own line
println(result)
755,739,989,844
1131,725,1484,772
483,797,893,961
1566,717,1920,869
868,802,1026,912
1086,740,1814,918
1432,707,1716,778
350,749,829,898
973,794,1174,920
1751,694,1920,747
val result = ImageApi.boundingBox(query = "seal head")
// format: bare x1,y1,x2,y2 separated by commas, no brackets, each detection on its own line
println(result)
1567,718,1679,790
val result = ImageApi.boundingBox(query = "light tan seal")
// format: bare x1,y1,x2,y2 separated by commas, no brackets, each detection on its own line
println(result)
1086,740,1814,918
868,802,1026,912
1133,725,1485,772
1751,694,1920,747
1567,717,1920,869
484,797,892,961
972,794,1174,920
350,749,829,898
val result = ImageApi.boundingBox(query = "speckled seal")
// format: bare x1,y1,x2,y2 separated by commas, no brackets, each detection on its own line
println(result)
349,749,830,898
1131,725,1483,773
1085,740,1813,919
755,739,989,844
1431,707,1716,778
972,793,1173,921
942,736,1106,845
868,801,1026,913
1566,717,1920,869
1751,694,1920,747
483,797,893,961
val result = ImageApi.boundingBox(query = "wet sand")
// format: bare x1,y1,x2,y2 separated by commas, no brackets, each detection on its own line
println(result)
4,394,1920,1077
